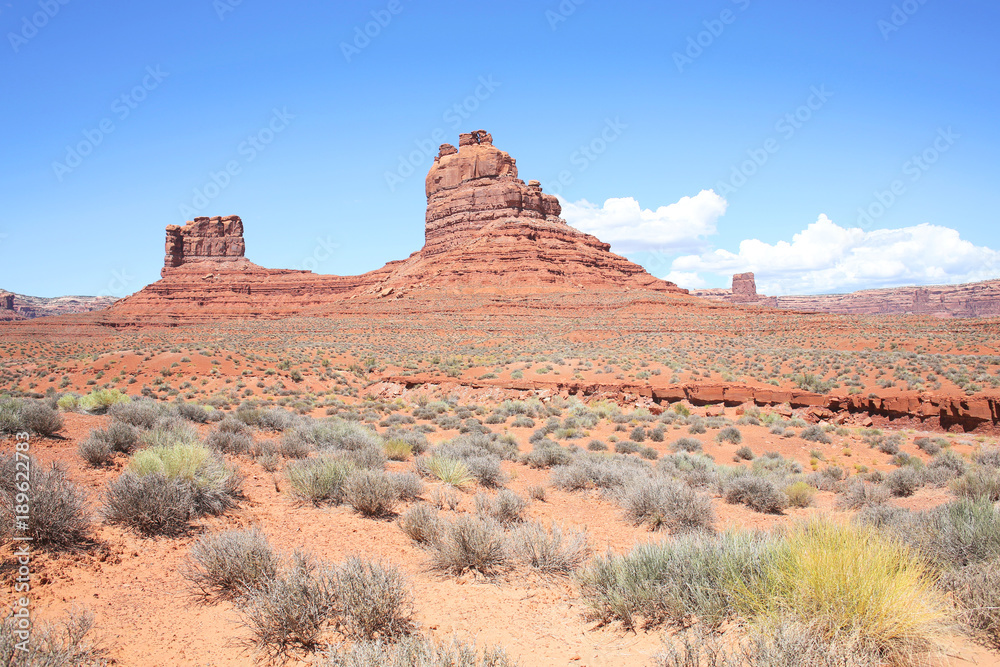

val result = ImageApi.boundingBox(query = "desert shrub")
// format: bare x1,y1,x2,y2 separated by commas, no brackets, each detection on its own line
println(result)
940,558,1000,647
527,484,546,501
587,439,607,452
523,440,574,469
880,499,1000,569
183,527,279,600
318,636,517,667
175,402,213,423
658,452,719,488
139,418,199,449
614,440,640,455
235,405,296,431
78,433,114,467
383,428,429,456
108,398,165,428
334,557,412,640
78,388,130,415
928,449,967,479
799,425,831,444
639,446,659,461
629,426,646,442
837,479,889,509
278,435,312,459
129,443,240,515
734,445,754,461
19,401,64,436
0,608,104,666
732,519,950,660
0,456,90,549
206,429,254,456
510,521,588,575
238,552,338,661
784,481,815,508
688,420,707,435
885,466,923,497
391,472,424,501
975,446,1000,468
551,453,649,492
417,455,474,487
103,472,195,536
287,457,356,504
716,426,742,444
431,515,510,575
217,415,252,435
475,490,526,525
951,466,1000,501
0,399,25,435
398,503,443,545
724,476,788,514
617,476,714,533
576,532,771,629
914,437,942,455
344,470,400,517
56,393,79,412
383,439,412,461
654,624,878,667
671,437,702,453
511,415,534,428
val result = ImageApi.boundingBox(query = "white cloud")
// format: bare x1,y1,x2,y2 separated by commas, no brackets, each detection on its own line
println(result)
560,189,727,253
664,271,707,289
669,215,1000,295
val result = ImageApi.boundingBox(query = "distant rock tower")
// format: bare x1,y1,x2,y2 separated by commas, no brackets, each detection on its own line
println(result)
731,272,758,302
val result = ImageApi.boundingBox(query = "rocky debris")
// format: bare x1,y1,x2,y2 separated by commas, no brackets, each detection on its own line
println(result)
385,373,1000,433
95,130,687,324
693,273,1000,318
163,215,248,277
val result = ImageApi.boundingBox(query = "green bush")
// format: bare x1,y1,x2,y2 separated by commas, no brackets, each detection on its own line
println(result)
77,389,130,415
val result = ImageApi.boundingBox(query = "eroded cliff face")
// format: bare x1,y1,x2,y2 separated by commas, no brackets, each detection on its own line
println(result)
98,130,686,324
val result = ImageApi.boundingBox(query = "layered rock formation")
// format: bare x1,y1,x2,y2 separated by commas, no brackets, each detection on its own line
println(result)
692,273,1000,318
96,130,686,324
163,215,249,276
0,291,22,321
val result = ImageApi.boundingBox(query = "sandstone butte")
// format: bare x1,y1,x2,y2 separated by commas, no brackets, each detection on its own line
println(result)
692,272,1000,319
95,129,686,324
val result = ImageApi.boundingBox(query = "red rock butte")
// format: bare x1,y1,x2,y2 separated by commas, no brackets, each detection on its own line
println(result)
99,130,687,325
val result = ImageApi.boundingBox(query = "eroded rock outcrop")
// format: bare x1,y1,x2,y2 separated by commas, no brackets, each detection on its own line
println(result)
0,291,21,321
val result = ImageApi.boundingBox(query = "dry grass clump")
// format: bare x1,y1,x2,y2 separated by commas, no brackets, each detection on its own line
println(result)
724,475,788,514
398,503,444,545
732,519,950,661
431,515,510,575
509,521,589,575
475,490,527,525
344,469,400,517
287,457,356,504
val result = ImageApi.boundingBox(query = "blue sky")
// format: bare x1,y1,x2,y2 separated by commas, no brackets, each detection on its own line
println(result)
1,0,997,297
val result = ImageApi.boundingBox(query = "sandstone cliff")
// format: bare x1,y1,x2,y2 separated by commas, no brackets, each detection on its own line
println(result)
0,289,116,320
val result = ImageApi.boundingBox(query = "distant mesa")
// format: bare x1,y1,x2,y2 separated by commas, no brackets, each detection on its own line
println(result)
691,272,1000,318
0,288,115,321
96,129,686,324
